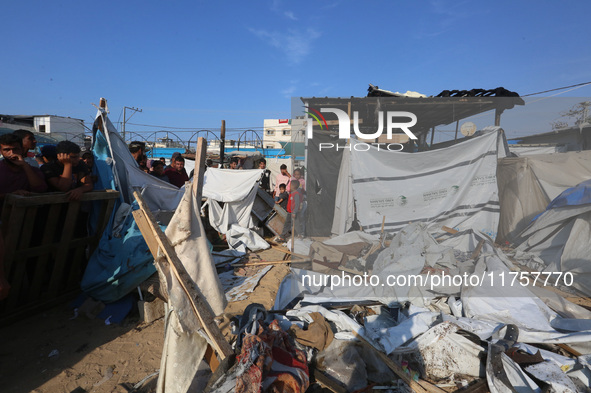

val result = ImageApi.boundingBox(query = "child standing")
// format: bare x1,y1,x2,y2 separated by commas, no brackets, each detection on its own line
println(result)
277,180,301,242
274,183,289,210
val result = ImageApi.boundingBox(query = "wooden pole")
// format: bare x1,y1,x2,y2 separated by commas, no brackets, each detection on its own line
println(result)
132,191,233,360
191,137,207,205
219,120,226,168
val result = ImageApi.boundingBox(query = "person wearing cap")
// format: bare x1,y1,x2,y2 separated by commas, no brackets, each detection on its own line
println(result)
128,141,146,165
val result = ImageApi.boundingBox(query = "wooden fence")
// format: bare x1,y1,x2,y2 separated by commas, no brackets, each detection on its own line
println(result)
0,190,119,323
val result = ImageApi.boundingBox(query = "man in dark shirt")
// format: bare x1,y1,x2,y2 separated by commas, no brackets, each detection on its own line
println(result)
258,158,272,194
41,140,93,200
0,134,47,205
164,156,189,188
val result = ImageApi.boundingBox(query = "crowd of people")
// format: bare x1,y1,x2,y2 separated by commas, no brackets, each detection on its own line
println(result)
0,130,93,207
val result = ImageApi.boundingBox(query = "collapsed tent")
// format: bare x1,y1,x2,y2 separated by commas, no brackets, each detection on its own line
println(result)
81,108,184,303
332,127,507,237
515,179,591,296
202,168,269,252
496,150,591,244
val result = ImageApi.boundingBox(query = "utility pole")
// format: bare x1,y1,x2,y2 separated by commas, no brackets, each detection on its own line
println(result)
122,106,142,142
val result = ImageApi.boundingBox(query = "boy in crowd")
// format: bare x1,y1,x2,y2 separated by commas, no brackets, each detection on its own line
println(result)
12,129,39,167
0,134,47,205
151,160,170,183
81,151,99,184
164,155,189,188
41,140,93,201
274,183,289,210
277,179,302,242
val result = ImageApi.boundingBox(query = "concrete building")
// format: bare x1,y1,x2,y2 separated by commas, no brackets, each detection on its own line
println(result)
263,118,306,149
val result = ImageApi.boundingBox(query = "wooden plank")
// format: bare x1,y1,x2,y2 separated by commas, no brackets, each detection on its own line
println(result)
471,239,485,260
29,203,62,301
5,207,39,310
354,332,447,393
47,201,81,296
6,190,119,207
314,369,348,393
204,344,220,373
270,244,308,260
442,226,458,235
233,260,310,267
2,206,26,278
191,137,207,205
132,191,233,360
558,343,582,357
66,245,87,288
132,210,161,258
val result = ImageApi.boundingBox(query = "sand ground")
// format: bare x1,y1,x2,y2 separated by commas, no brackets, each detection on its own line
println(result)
0,248,292,393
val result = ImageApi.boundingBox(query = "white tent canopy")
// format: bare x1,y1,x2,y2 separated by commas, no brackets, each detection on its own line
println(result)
332,127,507,238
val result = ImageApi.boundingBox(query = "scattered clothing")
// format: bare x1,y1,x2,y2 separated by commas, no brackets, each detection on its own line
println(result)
235,319,309,393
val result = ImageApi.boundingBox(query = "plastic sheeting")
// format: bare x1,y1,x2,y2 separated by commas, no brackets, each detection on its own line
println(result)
515,180,591,296
497,151,591,243
202,168,269,251
81,109,184,303
332,128,506,238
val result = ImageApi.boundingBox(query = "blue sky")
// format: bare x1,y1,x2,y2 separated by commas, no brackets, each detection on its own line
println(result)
2,0,591,140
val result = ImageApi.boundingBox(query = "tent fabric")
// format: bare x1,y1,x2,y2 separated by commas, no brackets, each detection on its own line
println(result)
497,151,591,243
515,180,591,296
202,168,269,251
81,109,184,303
333,128,506,237
157,186,227,392
509,145,567,156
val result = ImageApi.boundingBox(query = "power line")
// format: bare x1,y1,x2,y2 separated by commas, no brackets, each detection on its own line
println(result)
521,81,591,97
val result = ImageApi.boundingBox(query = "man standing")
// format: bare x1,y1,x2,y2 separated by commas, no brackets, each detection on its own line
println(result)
41,140,93,201
258,158,272,194
0,134,47,205
128,141,146,165
273,164,291,198
165,156,189,188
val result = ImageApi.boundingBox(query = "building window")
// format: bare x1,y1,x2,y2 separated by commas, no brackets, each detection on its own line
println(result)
266,129,275,136
39,125,46,133
282,129,291,136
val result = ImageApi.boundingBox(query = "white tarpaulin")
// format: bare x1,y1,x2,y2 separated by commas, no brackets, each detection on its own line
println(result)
157,187,227,393
332,128,506,237
202,168,269,251
497,150,591,243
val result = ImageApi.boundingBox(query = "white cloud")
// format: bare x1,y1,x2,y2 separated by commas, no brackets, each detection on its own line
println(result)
249,28,321,64
284,11,297,21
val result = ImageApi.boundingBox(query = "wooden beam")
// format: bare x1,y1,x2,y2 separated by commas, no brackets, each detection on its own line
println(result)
191,137,207,204
132,191,233,360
